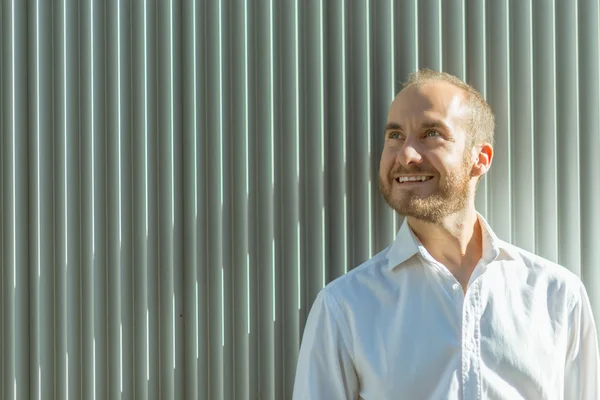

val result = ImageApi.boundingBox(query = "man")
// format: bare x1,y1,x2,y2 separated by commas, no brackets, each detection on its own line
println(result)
292,70,599,399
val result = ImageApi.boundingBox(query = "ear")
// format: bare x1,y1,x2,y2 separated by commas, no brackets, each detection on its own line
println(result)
471,143,493,178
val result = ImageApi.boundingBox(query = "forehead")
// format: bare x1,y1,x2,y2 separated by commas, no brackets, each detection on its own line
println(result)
387,81,469,130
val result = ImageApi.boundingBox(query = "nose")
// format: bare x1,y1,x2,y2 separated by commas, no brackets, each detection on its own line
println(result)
396,141,423,166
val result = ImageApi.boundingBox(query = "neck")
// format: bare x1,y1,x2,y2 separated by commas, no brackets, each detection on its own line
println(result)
407,207,483,279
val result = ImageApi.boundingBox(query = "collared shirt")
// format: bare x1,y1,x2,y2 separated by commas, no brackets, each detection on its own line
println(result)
292,215,600,399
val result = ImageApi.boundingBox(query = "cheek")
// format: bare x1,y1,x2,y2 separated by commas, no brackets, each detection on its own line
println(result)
428,151,460,174
379,150,395,176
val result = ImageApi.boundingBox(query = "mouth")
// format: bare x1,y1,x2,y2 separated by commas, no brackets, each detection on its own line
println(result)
394,175,434,185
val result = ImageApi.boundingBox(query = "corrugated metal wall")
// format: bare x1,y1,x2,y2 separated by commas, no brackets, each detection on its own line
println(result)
1,0,599,399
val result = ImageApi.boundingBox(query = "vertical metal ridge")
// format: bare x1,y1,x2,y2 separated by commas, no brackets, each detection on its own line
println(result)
342,0,350,271
221,0,236,398
0,2,3,396
181,0,199,398
485,0,511,241
53,1,67,397
277,1,301,396
510,0,536,253
251,0,276,397
13,1,29,398
347,0,370,271
555,0,581,275
156,0,179,397
3,1,29,398
533,0,559,261
28,1,40,398
323,0,347,291
90,0,108,397
225,0,251,398
370,0,395,254
272,2,285,396
206,0,224,398
142,1,159,398
117,1,134,398
170,1,184,395
107,0,123,397
197,0,210,396
64,1,84,395
131,1,148,397
365,0,373,259
80,1,96,397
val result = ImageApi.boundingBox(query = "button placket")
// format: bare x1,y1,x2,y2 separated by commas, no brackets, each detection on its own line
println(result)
461,282,481,400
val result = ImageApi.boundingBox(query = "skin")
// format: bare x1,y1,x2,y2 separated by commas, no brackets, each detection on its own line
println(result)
379,81,493,292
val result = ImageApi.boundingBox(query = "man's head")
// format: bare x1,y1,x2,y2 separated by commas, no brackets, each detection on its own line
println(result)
378,69,495,223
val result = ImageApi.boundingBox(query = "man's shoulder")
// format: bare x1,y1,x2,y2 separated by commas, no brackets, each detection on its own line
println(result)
499,240,584,292
322,246,392,302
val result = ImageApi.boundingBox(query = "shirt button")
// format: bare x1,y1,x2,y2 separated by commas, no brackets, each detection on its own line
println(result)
452,283,460,291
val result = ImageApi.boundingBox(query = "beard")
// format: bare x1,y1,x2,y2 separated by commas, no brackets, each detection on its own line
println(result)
379,156,473,224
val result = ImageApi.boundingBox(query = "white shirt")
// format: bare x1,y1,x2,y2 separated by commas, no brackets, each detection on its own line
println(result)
293,215,600,399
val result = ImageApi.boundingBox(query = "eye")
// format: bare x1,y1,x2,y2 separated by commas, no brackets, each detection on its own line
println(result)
425,129,441,138
389,132,403,139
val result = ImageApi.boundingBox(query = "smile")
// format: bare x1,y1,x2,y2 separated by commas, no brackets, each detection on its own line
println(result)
395,175,434,184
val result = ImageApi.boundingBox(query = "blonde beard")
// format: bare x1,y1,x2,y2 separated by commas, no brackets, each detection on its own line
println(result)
379,158,473,223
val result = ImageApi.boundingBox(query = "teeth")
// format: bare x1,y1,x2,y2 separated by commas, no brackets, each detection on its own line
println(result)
398,176,431,183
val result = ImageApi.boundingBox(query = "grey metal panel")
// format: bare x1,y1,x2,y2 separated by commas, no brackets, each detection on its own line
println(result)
1,1,599,399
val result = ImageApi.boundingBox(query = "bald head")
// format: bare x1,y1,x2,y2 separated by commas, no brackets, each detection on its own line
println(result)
400,69,495,149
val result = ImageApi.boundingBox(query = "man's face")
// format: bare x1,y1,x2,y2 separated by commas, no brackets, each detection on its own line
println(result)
378,82,476,223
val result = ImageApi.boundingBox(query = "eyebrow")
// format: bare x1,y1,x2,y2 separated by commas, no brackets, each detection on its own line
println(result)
385,122,402,131
421,120,451,133
384,120,451,133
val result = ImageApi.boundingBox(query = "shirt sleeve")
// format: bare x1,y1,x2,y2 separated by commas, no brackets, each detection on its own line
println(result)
564,281,600,400
292,288,359,400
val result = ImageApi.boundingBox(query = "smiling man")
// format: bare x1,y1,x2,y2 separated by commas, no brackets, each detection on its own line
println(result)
292,70,599,399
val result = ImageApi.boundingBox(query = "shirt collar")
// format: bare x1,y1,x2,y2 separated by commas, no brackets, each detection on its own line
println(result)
386,212,516,272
